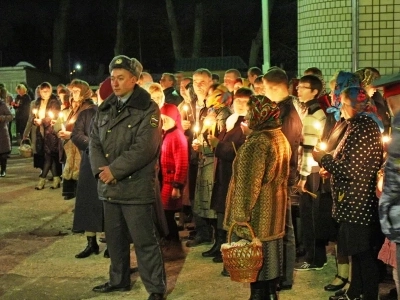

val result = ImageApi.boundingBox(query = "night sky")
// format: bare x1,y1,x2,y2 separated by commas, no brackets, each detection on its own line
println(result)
0,0,297,77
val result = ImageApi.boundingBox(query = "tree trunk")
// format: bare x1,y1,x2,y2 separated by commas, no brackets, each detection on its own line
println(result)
114,0,125,56
248,0,275,67
192,1,203,58
52,0,70,77
165,0,182,59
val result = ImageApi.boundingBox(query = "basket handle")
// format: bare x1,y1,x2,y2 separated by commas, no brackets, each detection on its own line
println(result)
227,221,257,244
20,138,31,146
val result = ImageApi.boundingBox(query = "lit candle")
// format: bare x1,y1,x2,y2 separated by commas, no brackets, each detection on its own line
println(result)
193,123,200,139
32,108,38,118
382,135,391,144
48,111,55,119
313,121,322,130
183,104,189,120
61,123,66,131
317,142,327,151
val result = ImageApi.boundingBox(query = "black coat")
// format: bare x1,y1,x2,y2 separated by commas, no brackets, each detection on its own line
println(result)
0,100,13,154
71,106,103,232
210,116,246,213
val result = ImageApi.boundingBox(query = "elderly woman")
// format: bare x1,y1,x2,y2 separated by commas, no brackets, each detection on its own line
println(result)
313,86,383,300
14,84,32,142
224,95,291,299
57,79,95,200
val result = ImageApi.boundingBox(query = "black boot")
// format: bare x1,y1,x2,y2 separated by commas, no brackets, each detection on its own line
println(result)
75,236,100,258
212,229,227,262
265,279,278,300
249,282,266,300
201,221,219,257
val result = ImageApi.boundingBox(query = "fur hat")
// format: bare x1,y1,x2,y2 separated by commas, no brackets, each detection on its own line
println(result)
109,55,143,79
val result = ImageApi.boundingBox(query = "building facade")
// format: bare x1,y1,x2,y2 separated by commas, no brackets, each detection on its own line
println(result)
298,0,400,78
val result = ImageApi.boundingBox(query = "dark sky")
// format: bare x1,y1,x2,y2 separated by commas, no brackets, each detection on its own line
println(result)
0,0,296,77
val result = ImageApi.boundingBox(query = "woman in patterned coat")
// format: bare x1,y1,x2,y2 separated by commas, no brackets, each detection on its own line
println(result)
160,104,188,244
224,95,291,300
313,86,383,300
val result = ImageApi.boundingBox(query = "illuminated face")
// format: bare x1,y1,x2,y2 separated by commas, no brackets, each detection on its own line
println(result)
233,81,243,94
223,72,237,92
71,87,82,101
262,80,278,101
247,72,258,85
233,97,249,115
253,82,265,95
39,87,52,100
340,96,356,120
296,82,317,102
193,73,212,100
110,68,137,98
364,85,377,97
150,91,164,108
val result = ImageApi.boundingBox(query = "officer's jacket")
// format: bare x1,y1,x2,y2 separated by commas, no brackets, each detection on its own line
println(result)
89,84,161,204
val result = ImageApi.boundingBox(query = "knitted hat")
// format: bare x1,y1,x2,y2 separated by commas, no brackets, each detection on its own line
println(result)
99,77,113,100
109,55,143,79
160,103,182,130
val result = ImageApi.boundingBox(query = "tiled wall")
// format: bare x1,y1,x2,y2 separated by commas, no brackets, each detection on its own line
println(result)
298,0,400,79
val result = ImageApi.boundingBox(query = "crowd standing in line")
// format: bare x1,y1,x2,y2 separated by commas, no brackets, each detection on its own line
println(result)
3,55,400,300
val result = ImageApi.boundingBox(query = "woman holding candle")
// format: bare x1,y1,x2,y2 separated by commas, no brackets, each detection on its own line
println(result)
31,82,61,190
192,84,231,250
14,84,32,143
313,86,383,300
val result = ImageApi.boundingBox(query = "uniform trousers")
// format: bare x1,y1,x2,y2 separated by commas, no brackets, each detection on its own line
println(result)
104,201,166,294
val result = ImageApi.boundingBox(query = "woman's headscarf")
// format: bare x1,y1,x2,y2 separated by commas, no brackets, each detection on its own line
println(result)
327,71,361,121
205,84,231,110
70,79,92,101
355,67,380,88
341,86,384,132
247,95,281,130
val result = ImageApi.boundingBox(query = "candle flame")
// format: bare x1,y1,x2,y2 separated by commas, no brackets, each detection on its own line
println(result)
318,142,327,151
183,104,189,112
32,108,38,115
313,121,322,130
193,124,200,133
48,111,54,119
382,135,391,144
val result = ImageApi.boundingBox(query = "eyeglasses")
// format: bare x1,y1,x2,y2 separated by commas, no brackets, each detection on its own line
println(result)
296,85,312,90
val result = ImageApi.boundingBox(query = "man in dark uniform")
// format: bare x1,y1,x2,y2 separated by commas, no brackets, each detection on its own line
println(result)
90,55,166,300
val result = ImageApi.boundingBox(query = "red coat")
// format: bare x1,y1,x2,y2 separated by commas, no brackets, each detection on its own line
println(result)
160,127,189,210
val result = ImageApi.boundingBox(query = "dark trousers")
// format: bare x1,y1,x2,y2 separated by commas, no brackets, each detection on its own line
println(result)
104,201,166,294
164,210,179,242
299,172,327,267
347,249,379,300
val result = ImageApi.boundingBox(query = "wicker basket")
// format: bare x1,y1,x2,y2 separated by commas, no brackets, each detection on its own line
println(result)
19,139,33,158
221,222,263,283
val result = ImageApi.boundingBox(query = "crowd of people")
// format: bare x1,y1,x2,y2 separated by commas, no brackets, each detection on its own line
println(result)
1,55,400,300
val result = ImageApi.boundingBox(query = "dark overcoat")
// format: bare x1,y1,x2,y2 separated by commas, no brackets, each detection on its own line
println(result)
210,116,246,213
0,100,13,154
71,105,103,232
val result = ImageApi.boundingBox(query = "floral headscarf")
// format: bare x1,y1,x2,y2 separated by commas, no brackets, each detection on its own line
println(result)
341,86,383,132
205,84,231,110
327,71,361,121
355,67,380,88
70,79,92,101
247,95,281,130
